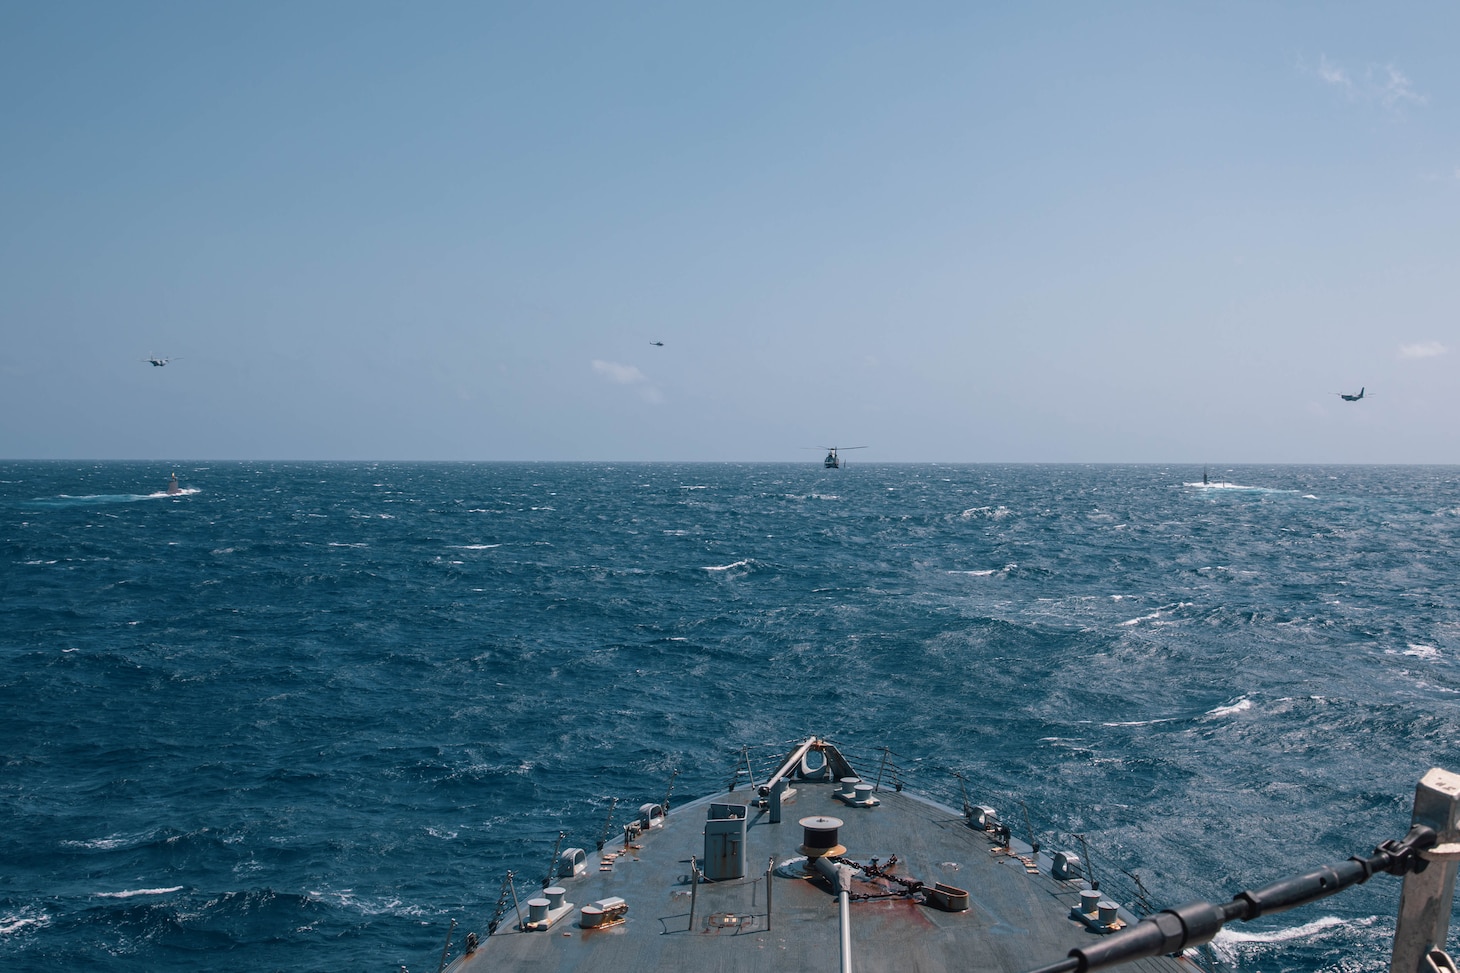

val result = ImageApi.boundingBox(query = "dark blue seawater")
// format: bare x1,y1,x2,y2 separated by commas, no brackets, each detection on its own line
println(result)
3,462,1459,973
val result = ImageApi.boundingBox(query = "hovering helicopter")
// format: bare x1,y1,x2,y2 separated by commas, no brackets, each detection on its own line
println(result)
1335,387,1366,402
143,356,178,367
808,445,867,469
649,341,664,347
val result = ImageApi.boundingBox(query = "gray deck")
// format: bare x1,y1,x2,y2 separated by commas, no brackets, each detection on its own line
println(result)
446,754,1193,973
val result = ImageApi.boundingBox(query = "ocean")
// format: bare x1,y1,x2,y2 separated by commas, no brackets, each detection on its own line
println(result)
3,461,1458,973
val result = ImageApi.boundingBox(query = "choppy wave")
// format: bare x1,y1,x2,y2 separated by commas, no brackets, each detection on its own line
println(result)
1214,914,1354,945
0,911,50,937
704,558,752,572
1183,481,1299,494
25,488,200,506
1206,696,1254,718
3,461,1459,972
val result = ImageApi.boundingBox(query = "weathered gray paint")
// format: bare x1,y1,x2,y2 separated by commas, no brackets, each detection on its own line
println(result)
445,743,1197,973
1392,769,1460,973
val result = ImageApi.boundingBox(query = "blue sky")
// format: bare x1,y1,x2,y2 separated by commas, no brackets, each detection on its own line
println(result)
2,2,1457,462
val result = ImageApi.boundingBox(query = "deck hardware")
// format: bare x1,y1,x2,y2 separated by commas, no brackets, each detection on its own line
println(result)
1422,950,1458,973
1074,834,1100,891
1071,891,1124,933
596,797,618,851
768,777,796,823
523,886,575,931
1021,802,1040,854
1423,844,1460,862
638,802,666,830
1027,818,1441,973
1052,852,1083,881
558,847,587,878
873,746,900,793
956,772,972,820
543,831,565,888
704,803,750,880
835,776,878,808
762,736,818,796
728,746,759,792
485,869,521,937
766,856,776,931
689,856,699,930
970,805,999,831
1125,869,1155,916
812,855,856,973
925,882,971,912
580,896,628,930
799,816,847,860
1394,769,1460,973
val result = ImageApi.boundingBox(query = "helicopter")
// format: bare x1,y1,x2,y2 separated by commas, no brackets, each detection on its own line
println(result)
1335,387,1366,402
143,356,179,367
808,445,867,469
649,341,664,347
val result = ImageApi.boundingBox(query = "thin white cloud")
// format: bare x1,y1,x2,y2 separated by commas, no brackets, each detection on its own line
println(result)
1308,55,1426,111
1399,341,1447,360
592,360,647,385
1317,55,1350,91
1377,65,1424,108
591,359,664,404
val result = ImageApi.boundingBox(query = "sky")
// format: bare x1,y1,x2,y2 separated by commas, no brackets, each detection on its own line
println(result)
2,2,1458,463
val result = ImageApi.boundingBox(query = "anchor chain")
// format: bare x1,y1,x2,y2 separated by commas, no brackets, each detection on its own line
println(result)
831,854,928,901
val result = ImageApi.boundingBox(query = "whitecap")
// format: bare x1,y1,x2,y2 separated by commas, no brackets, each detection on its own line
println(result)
306,889,426,918
1403,644,1441,660
1207,697,1252,718
960,505,1012,519
61,834,135,851
1213,913,1351,945
1185,482,1298,494
704,559,750,572
0,912,50,936
95,887,183,899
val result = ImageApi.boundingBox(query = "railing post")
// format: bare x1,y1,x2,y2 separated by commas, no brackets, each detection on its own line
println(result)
1391,769,1460,973
436,918,455,973
689,856,698,932
766,856,776,930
